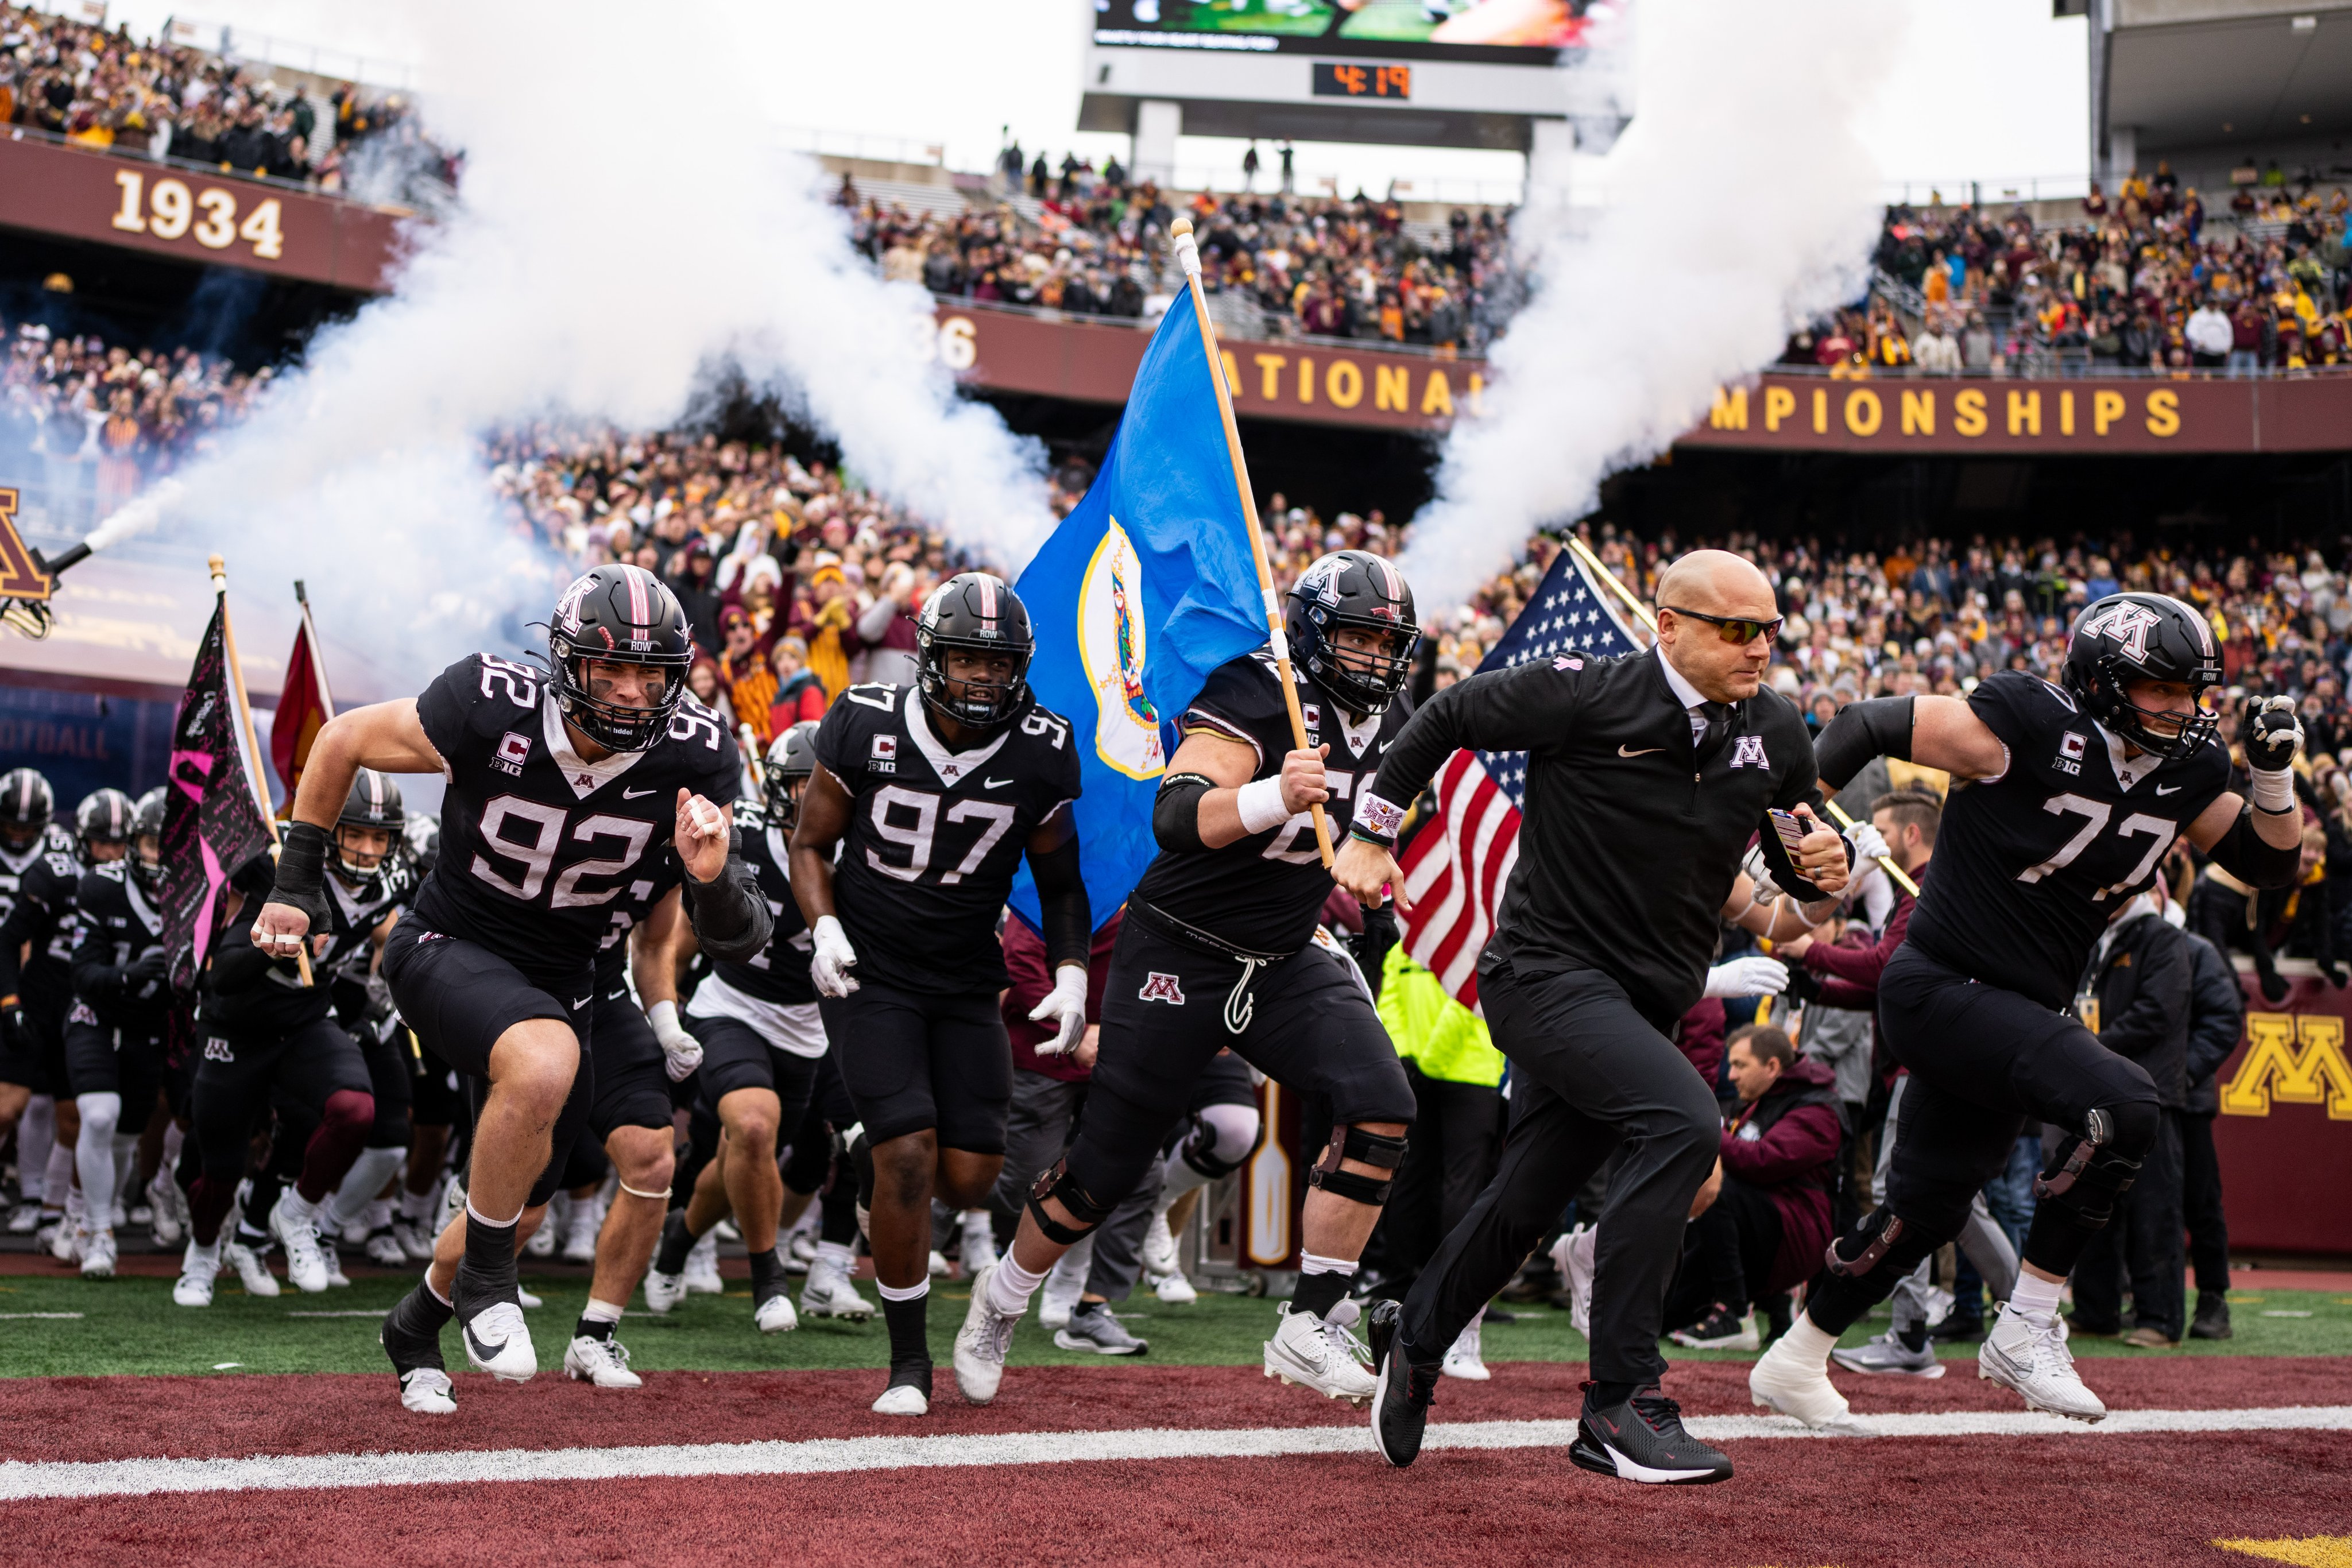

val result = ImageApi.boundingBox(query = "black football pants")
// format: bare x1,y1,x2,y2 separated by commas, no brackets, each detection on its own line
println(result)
1398,954,1722,1385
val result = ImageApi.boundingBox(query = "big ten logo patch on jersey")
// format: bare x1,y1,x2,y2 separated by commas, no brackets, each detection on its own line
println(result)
870,734,898,775
1138,971,1186,1005
1730,735,1767,769
496,731,531,776
2057,730,2087,776
1077,517,1166,781
2222,1011,2352,1118
203,1037,234,1063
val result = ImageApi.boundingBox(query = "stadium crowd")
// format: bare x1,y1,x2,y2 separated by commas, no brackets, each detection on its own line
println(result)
0,1,448,195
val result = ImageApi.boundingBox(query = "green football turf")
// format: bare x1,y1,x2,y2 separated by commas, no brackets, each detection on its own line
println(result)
0,1269,2345,1380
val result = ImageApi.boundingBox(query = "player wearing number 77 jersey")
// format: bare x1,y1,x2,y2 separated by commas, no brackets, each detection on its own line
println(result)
791,571,1090,1418
251,564,770,1413
1750,592,2304,1434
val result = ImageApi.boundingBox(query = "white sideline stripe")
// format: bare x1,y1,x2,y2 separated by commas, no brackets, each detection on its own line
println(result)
285,1311,392,1318
0,1312,82,1320
1,1406,2346,1500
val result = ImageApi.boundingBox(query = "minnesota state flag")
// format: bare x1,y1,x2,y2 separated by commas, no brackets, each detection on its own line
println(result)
1007,303,1270,930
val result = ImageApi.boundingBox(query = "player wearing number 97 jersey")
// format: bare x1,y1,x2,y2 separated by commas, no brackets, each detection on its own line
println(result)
1753,593,2306,1435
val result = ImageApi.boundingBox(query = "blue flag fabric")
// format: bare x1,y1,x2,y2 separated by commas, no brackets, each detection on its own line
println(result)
1007,303,1270,931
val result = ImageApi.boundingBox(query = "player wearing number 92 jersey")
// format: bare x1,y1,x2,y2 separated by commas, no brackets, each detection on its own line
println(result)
1752,593,2306,1433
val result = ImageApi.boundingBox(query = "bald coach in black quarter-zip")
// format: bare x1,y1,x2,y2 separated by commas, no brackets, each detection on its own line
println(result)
1339,549,1854,1484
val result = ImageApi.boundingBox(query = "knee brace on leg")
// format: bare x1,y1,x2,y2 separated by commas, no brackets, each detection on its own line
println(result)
1026,1157,1117,1245
2034,1101,2155,1227
1306,1123,1407,1207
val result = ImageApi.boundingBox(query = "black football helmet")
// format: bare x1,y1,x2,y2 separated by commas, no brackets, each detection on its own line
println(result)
333,769,405,892
1284,550,1420,717
548,564,696,752
916,572,1035,733
764,720,819,828
2062,592,2222,760
129,791,166,896
0,767,53,852
75,788,133,864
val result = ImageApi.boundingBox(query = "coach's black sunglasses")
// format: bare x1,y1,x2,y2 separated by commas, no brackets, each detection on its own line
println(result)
1659,606,1784,645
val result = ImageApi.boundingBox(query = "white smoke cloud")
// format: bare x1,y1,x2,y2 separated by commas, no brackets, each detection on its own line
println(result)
87,1,1053,673
1400,0,1906,610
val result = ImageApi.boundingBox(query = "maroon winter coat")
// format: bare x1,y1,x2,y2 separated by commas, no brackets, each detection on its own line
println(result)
1719,1053,1843,1295
1804,868,1922,1086
1676,997,1726,1086
1001,911,1123,1084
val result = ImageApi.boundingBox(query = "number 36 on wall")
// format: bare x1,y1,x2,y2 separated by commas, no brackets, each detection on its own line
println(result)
111,170,284,260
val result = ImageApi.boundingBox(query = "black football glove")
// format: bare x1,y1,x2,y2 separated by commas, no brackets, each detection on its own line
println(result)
2245,695,2304,775
125,948,171,997
2258,966,2291,1005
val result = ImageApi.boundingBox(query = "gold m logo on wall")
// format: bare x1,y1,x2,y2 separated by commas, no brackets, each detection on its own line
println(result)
2221,1012,2352,1118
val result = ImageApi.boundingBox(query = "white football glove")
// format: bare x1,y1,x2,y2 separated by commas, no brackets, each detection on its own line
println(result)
1704,955,1790,999
1740,842,1783,901
810,914,860,998
646,1000,703,1083
1027,963,1089,1056
1844,819,1890,867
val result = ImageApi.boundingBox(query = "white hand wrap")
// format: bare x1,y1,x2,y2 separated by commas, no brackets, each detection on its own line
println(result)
647,1000,703,1083
1236,774,1293,836
2250,766,2296,814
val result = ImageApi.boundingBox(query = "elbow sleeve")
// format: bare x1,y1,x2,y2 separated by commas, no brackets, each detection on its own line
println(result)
1152,773,1216,854
2207,807,2302,891
1028,833,1093,971
684,852,773,963
1813,696,1914,791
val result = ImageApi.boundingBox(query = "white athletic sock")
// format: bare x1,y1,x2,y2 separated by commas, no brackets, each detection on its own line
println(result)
112,1135,140,1209
582,1297,625,1325
18,1095,53,1206
42,1139,74,1216
1299,1251,1357,1277
160,1118,183,1175
399,1185,438,1224
280,1187,319,1225
875,1278,929,1304
988,1254,1047,1317
814,1240,855,1273
2008,1269,2064,1327
74,1093,122,1230
328,1147,407,1235
1778,1313,1838,1369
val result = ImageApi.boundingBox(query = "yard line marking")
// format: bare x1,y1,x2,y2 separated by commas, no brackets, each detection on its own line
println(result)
2,1406,2347,1500
285,1311,391,1318
0,1312,82,1320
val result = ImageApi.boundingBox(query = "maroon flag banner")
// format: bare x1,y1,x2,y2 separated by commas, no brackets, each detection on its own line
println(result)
160,602,273,991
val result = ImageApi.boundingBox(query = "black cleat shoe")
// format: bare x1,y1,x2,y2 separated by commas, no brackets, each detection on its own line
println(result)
1926,1310,1986,1343
1367,1299,1441,1469
2189,1292,2233,1341
1568,1383,1733,1485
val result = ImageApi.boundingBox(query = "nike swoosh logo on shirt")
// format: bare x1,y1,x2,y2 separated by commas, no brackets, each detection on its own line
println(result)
2155,784,2182,795
1618,745,1664,758
982,777,1014,789
621,787,657,799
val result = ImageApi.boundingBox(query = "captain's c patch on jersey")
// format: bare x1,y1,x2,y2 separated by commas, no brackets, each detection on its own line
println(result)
495,731,531,776
869,734,898,774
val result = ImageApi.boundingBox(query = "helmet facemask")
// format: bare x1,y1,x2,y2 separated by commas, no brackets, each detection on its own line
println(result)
552,640,691,753
2088,657,2220,760
917,633,1033,733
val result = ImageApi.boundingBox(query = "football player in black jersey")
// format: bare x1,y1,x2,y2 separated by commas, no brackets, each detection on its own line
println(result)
955,550,1422,1411
0,773,102,1242
792,572,1091,1417
645,721,830,1337
252,564,768,1411
63,793,188,1278
176,775,394,1303
1751,593,2304,1429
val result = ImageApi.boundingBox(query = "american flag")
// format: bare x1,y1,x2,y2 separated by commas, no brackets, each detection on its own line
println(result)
1399,544,1648,1006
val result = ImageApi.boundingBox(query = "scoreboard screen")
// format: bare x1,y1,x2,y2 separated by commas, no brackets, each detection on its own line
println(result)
1092,0,1607,66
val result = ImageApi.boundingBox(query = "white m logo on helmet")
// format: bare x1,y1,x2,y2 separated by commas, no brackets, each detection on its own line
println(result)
2079,600,2163,661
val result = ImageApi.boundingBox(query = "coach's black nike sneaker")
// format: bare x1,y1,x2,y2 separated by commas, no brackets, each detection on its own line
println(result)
1368,1299,1441,1469
1569,1382,1733,1485
381,1285,458,1415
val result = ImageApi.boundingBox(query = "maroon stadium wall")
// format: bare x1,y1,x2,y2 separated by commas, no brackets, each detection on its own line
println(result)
2215,973,2352,1257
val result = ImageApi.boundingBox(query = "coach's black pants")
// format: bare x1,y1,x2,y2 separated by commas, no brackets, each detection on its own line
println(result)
1805,946,2160,1337
1662,1172,1782,1329
1375,1062,1504,1287
1398,953,1721,1385
2072,1106,2185,1338
2180,1109,2230,1298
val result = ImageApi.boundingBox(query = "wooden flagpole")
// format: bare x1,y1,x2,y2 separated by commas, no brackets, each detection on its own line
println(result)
211,555,312,985
1167,215,1334,868
1561,532,1920,898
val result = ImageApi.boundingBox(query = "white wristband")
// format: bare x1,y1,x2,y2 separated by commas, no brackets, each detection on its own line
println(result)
647,999,685,1043
2250,767,2295,814
1236,774,1293,835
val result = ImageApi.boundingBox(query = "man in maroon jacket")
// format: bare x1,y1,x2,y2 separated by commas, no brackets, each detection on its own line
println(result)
1664,1025,1844,1349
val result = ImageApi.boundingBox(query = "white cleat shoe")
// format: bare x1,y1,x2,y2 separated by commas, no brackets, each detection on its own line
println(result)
51,1217,82,1263
800,1266,875,1322
1039,1238,1092,1331
952,1263,1020,1406
145,1174,184,1248
1151,1268,1200,1305
1441,1313,1491,1382
928,1248,951,1278
563,1333,643,1388
871,1381,929,1416
684,1231,724,1295
524,1212,559,1257
756,1293,800,1334
461,1299,537,1382
79,1227,118,1279
394,1217,439,1261
320,1243,353,1289
226,1240,281,1298
269,1193,331,1294
363,1228,408,1268
173,1240,221,1307
960,1210,999,1276
1979,1305,2106,1423
562,1197,604,1264
1748,1331,1855,1430
6,1202,40,1234
399,1366,458,1415
1142,1207,1181,1279
1263,1300,1379,1406
517,1286,544,1310
1549,1224,1596,1338
643,1269,687,1315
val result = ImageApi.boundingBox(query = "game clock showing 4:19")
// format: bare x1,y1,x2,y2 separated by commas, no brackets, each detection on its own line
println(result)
1312,62,1412,99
